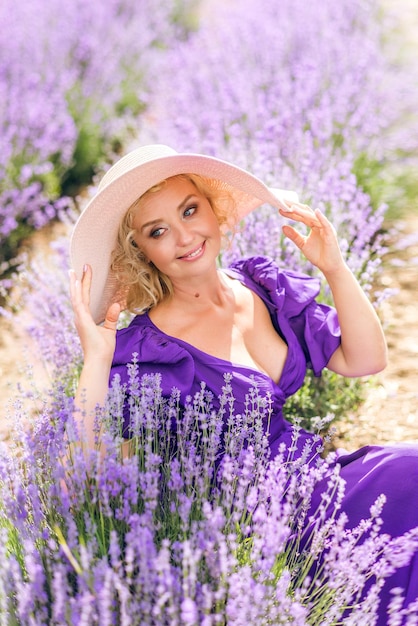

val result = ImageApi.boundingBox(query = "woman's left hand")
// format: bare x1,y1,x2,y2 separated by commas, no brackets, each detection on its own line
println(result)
279,202,345,275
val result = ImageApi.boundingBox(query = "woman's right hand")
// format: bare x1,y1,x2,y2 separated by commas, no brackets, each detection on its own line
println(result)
69,264,121,365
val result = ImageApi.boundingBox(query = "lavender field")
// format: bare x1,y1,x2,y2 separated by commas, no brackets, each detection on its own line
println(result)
1,0,417,623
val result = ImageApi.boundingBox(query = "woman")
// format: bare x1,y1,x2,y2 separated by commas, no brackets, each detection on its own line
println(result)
70,144,417,621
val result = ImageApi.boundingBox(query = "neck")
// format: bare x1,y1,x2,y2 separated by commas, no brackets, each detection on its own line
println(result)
168,267,231,310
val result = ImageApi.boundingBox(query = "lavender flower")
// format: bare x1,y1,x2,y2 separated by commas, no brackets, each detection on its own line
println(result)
0,0,196,260
1,367,417,624
1,2,418,621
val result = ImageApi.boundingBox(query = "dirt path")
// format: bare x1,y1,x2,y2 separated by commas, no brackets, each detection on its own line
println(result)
332,0,418,450
0,222,69,440
332,214,418,450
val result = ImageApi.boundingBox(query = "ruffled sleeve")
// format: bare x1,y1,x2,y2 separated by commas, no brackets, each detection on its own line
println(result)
228,256,341,377
111,317,196,392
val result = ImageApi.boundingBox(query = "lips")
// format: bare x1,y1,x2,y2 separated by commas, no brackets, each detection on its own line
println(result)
179,241,205,260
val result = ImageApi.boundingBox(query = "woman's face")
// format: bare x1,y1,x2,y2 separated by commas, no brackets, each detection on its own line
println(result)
132,177,222,282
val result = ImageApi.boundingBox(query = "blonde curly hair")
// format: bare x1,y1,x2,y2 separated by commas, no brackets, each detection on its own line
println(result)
110,174,236,314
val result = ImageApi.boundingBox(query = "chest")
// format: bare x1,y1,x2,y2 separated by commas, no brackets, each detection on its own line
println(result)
205,295,287,383
151,285,288,384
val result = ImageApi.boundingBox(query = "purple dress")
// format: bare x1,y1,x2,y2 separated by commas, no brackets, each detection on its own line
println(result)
111,256,418,621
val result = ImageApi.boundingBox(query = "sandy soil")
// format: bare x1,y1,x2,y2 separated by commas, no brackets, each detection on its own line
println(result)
331,214,418,451
0,222,70,440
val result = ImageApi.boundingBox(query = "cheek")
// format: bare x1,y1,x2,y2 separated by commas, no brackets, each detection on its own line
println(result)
206,208,221,229
140,239,174,264
211,216,223,239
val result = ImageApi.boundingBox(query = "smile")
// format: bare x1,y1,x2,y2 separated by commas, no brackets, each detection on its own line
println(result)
179,242,205,260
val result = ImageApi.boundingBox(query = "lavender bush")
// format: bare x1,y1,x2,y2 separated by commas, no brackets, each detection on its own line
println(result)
0,0,197,264
143,0,400,286
1,3,418,623
1,367,418,624
138,0,415,423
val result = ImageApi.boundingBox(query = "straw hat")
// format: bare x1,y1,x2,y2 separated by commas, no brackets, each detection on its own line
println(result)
70,144,298,323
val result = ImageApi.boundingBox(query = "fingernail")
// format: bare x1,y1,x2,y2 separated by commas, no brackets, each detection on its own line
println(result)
83,264,88,274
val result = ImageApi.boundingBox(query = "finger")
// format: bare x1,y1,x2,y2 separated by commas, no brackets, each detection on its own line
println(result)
282,224,306,250
69,269,77,300
313,209,338,239
281,200,314,213
314,208,332,228
279,203,321,228
102,302,121,331
81,264,91,307
69,269,83,308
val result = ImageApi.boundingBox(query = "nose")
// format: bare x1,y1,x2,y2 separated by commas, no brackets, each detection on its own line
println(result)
174,221,194,247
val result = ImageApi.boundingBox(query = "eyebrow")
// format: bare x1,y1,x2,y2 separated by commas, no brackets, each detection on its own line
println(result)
139,194,196,232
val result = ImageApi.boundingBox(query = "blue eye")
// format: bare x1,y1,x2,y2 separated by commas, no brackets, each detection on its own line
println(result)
184,204,197,217
151,227,164,239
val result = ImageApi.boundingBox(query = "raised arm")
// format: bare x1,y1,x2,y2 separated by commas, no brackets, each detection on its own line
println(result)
279,203,387,377
69,264,121,449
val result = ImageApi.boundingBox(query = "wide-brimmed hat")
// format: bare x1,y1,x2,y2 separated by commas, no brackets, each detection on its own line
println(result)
70,144,298,323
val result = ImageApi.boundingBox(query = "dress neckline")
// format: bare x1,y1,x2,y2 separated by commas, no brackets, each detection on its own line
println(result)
142,311,289,388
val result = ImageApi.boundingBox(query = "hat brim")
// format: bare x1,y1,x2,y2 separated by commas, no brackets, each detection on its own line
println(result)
70,150,298,324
